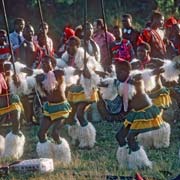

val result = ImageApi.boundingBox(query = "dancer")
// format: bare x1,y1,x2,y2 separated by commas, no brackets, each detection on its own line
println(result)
57,36,102,149
0,48,25,160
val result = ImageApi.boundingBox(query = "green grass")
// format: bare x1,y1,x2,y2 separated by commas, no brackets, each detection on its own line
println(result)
0,119,180,180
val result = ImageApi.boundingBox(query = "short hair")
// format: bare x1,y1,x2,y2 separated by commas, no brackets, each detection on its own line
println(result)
24,23,34,31
39,21,48,27
96,18,104,28
68,36,81,47
14,18,25,26
0,29,7,35
122,14,132,21
75,25,83,38
83,21,93,30
137,42,151,52
115,60,132,72
42,55,57,67
151,11,163,22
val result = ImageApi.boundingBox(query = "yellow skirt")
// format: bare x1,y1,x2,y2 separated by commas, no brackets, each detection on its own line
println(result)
0,94,22,117
149,87,172,109
43,100,72,121
67,85,99,104
124,105,164,134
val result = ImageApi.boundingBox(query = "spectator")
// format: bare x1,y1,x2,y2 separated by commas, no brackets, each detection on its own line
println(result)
81,22,100,62
138,11,166,59
9,18,25,50
121,14,140,52
93,18,115,70
110,25,135,64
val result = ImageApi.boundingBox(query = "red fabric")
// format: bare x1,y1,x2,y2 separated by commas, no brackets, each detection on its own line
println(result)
135,173,144,180
0,73,8,94
137,28,151,45
64,27,75,40
137,28,166,56
0,46,10,54
111,39,133,62
113,57,126,62
164,17,177,28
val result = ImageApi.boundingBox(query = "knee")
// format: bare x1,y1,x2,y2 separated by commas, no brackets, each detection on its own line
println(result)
37,130,46,142
127,134,139,151
51,129,58,139
115,130,126,146
127,134,134,144
76,109,84,120
76,109,85,122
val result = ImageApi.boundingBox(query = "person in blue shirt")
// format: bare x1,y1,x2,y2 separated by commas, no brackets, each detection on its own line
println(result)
9,18,25,50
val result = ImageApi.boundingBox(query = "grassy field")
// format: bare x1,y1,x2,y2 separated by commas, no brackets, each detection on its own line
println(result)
0,117,180,180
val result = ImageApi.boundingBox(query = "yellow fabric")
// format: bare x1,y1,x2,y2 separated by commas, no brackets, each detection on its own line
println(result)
124,110,164,130
152,94,172,108
44,110,71,121
0,102,22,116
67,89,99,103
48,101,68,106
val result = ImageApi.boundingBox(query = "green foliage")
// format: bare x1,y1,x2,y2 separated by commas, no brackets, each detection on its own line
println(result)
29,0,76,6
55,0,74,4
156,0,174,15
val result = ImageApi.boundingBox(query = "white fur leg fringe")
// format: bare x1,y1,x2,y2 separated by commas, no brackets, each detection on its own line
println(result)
78,122,96,149
137,132,154,148
3,132,25,159
0,135,5,157
127,146,152,170
116,145,129,169
137,122,171,149
153,122,171,148
36,141,54,159
68,122,80,145
53,138,71,164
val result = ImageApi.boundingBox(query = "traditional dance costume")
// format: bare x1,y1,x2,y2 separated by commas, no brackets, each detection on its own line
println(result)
149,87,172,109
0,69,25,160
57,47,102,149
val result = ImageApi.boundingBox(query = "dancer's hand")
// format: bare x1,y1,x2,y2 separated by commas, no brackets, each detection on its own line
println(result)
12,74,21,87
153,67,165,75
74,69,82,75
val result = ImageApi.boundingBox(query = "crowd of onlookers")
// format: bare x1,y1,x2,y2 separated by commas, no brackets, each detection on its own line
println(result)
0,10,180,72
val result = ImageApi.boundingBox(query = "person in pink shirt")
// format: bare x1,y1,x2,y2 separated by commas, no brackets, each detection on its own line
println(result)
34,22,53,54
93,18,115,71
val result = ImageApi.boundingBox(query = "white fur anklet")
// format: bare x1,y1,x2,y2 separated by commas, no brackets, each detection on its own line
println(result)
3,132,25,160
78,122,96,149
127,146,152,170
68,121,80,145
36,141,54,159
0,135,5,157
153,122,170,148
52,138,71,164
116,145,129,169
138,122,171,149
